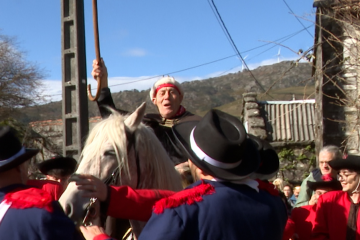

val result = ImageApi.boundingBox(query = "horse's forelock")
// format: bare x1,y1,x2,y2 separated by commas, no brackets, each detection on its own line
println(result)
79,109,182,191
77,112,130,180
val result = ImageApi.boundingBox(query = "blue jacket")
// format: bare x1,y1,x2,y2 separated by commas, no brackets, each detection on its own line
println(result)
0,184,84,240
138,180,287,240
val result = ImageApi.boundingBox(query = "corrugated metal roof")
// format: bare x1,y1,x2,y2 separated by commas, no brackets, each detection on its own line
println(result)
258,100,315,142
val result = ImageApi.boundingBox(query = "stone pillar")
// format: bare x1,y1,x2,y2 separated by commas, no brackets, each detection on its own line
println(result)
242,92,267,139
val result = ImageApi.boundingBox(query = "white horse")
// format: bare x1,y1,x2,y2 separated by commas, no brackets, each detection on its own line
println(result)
59,103,182,238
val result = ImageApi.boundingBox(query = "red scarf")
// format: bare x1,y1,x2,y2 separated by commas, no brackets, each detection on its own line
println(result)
153,181,215,214
169,105,186,119
4,188,53,212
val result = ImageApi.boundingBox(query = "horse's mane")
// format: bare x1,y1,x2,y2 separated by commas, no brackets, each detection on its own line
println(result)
78,109,182,191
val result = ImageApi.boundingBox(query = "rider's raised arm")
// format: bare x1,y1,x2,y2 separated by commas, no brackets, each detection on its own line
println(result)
92,59,128,118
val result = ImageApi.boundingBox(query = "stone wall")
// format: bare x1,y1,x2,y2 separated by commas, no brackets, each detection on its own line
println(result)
29,116,102,163
241,92,316,182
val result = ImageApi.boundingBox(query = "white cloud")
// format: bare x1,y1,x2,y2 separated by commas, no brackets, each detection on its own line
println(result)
40,80,62,102
122,48,147,57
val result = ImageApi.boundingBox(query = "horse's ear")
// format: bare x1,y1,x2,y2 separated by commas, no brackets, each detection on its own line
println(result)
125,102,146,131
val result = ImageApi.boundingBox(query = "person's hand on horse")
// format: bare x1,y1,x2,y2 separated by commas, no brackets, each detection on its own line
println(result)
92,58,108,88
74,174,108,202
79,225,107,240
175,161,190,175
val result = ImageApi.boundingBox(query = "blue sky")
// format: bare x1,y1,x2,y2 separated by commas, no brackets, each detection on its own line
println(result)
0,0,315,101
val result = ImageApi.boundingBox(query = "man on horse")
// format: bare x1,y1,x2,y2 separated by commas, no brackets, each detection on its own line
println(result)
79,109,287,240
92,59,201,185
0,126,83,240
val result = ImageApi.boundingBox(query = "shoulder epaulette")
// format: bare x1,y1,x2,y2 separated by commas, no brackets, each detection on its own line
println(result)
153,181,215,214
4,187,53,212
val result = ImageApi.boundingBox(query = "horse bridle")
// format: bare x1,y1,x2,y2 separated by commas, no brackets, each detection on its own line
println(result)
82,129,141,226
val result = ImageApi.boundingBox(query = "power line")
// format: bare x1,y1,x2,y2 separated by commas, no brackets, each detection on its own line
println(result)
206,0,238,56
282,0,313,38
105,25,313,88
247,25,313,61
50,25,313,97
214,25,313,78
208,0,266,92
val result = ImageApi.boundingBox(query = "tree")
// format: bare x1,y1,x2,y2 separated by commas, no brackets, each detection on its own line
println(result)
0,34,46,120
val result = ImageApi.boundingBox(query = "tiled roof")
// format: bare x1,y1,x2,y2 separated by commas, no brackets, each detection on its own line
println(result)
29,116,102,127
258,100,315,143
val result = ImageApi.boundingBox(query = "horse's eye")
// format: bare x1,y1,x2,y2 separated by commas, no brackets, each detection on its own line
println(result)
104,150,116,156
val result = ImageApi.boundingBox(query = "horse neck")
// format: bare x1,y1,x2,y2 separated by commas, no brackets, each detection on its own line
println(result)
134,127,183,190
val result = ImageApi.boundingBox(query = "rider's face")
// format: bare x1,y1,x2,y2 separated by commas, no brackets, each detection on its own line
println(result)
152,87,183,119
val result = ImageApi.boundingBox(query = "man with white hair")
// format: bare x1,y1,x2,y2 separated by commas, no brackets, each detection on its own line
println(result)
295,145,342,207
92,59,200,124
92,59,201,185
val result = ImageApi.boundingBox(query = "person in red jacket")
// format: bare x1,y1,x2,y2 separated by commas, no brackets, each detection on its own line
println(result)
27,179,63,201
289,174,341,240
37,155,77,190
312,155,360,240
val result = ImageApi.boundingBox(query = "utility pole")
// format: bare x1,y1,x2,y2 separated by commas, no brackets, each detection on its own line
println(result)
61,0,89,160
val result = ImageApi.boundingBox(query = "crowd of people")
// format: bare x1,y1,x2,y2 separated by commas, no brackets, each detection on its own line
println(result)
0,58,359,240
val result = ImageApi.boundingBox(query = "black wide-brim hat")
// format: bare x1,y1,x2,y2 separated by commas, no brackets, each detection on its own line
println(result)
307,172,342,191
307,180,342,191
248,134,279,177
172,109,260,181
37,156,77,175
329,155,360,172
0,126,39,173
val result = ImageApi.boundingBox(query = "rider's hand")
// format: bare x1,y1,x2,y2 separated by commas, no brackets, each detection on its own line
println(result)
79,225,107,240
91,58,108,88
75,174,108,202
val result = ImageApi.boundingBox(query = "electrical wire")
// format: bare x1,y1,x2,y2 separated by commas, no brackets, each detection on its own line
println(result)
208,0,266,92
247,25,313,61
50,25,313,97
282,0,313,38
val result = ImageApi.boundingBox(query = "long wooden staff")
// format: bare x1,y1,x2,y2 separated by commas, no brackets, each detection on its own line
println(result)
87,0,102,101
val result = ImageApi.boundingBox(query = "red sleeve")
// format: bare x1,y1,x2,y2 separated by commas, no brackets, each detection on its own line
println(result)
282,217,295,240
52,184,64,201
93,233,114,240
311,195,329,240
26,180,64,201
41,182,64,201
107,186,175,221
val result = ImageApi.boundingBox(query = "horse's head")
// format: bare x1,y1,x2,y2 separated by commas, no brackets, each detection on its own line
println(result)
59,102,182,227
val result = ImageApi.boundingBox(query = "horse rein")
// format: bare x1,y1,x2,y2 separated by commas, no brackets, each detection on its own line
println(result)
82,129,141,226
